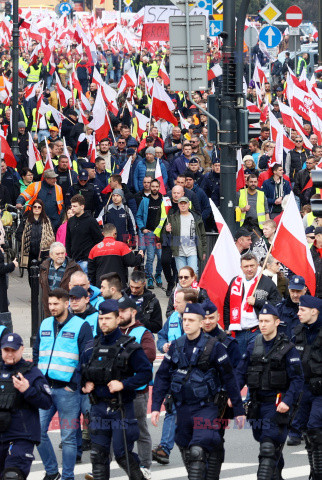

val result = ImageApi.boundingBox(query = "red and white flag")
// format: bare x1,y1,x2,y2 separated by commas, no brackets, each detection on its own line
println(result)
120,156,132,184
209,199,226,233
76,133,86,155
207,63,222,81
42,138,54,176
18,63,28,79
271,192,316,296
155,158,166,195
253,57,267,84
55,72,72,109
87,87,110,142
134,111,149,140
158,60,170,86
87,131,96,163
63,137,72,169
199,223,241,323
0,133,17,168
236,149,246,191
24,80,42,101
27,132,41,170
151,80,178,126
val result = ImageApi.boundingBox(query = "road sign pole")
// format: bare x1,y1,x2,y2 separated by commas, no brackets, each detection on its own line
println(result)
294,35,297,74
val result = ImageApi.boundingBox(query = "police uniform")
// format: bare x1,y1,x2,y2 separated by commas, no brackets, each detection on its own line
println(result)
291,295,322,479
276,275,304,340
236,303,304,480
81,300,152,480
152,303,244,480
0,333,52,480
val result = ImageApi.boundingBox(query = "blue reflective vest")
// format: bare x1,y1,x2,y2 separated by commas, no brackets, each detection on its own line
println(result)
170,333,220,406
131,325,153,391
38,316,84,382
85,311,99,337
168,311,184,342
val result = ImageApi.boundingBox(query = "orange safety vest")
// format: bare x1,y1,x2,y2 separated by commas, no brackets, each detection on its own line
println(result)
20,181,64,212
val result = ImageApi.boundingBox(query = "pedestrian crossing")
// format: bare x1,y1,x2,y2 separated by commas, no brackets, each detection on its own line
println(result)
29,456,310,479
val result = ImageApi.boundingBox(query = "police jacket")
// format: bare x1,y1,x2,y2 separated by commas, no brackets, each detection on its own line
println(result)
276,296,300,339
1,167,20,205
0,359,52,443
80,327,152,404
71,182,103,216
200,170,220,207
125,286,162,333
236,333,303,406
310,244,322,299
223,275,282,331
292,318,322,395
152,331,244,413
207,325,241,368
33,313,93,390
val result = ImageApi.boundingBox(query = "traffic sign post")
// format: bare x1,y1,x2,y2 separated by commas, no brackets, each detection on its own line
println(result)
285,6,303,76
259,2,282,24
285,5,303,27
209,20,223,37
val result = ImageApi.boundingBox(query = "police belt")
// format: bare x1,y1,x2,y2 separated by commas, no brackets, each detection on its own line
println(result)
257,394,280,403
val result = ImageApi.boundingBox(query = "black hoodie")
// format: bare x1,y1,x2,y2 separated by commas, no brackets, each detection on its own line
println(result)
66,211,103,261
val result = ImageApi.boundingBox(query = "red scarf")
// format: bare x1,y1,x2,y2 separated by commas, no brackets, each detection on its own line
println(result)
229,275,258,326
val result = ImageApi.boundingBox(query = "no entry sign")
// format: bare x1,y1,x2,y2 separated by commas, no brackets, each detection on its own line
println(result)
285,6,303,28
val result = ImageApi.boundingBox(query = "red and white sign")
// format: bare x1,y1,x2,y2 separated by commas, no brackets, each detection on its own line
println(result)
285,6,303,28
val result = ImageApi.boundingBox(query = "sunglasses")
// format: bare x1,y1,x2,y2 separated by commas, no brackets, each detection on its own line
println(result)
179,275,190,280
307,235,315,240
295,140,303,143
33,205,42,209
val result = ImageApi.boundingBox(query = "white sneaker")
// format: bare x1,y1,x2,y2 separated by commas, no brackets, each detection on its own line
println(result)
140,467,152,480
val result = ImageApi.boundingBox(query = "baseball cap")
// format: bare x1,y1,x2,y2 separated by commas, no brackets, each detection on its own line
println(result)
288,275,306,290
178,196,189,203
118,295,137,310
69,286,89,299
234,228,251,240
1,333,23,350
49,126,59,132
43,169,58,179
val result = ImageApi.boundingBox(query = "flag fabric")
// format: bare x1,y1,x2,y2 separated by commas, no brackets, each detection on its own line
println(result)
151,80,178,126
0,134,17,168
87,87,110,142
24,80,42,101
42,138,54,177
301,177,313,193
27,132,41,170
158,61,170,86
271,192,316,296
155,158,166,195
63,137,72,169
120,156,132,184
209,199,226,233
207,63,223,81
88,131,96,163
55,72,72,108
236,149,246,191
199,224,241,324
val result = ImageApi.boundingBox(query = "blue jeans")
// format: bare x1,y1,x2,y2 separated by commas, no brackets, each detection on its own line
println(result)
106,70,115,82
37,387,81,480
46,75,53,89
76,394,91,457
175,255,198,277
142,232,162,279
234,328,260,356
77,260,88,274
160,405,176,455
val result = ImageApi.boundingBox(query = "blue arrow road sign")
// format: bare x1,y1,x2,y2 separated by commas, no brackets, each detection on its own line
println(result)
124,6,132,11
259,25,282,48
59,2,72,14
209,20,223,37
198,0,213,15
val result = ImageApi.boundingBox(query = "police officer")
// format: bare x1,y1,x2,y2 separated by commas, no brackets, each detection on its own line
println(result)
277,275,307,341
0,333,52,480
201,299,241,368
235,303,304,480
81,299,152,480
292,295,322,479
151,303,245,480
33,288,93,480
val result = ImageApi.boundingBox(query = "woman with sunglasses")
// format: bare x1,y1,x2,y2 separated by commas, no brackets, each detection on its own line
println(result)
263,254,289,298
15,199,55,283
165,266,208,318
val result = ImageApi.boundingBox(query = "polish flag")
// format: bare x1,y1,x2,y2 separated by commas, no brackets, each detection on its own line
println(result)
209,199,226,233
18,64,28,79
158,61,170,86
71,67,83,98
123,65,137,88
29,43,42,65
80,92,91,111
78,105,89,125
236,148,246,191
55,73,72,109
42,138,54,177
134,110,149,140
271,192,316,296
151,80,178,126
120,156,132,184
76,133,86,155
291,84,312,122
207,63,223,81
309,109,322,145
24,80,42,101
301,176,313,192
87,131,96,163
63,136,72,169
87,87,110,142
27,132,41,170
199,223,241,323
0,134,17,168
163,195,172,214
155,158,166,195
246,100,261,114
277,100,303,129
253,57,267,84
292,117,313,151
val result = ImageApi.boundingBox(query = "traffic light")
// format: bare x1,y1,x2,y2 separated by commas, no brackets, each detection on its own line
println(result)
207,94,220,143
310,170,322,217
4,1,11,17
236,110,261,146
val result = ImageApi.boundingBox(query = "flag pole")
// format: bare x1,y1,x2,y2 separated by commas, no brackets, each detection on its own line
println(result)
105,107,116,144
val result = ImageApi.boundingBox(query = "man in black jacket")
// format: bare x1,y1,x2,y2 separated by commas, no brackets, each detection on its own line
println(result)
223,252,281,354
293,155,318,207
125,270,162,333
66,194,103,274
163,127,184,163
71,169,102,216
310,227,322,299
285,135,310,183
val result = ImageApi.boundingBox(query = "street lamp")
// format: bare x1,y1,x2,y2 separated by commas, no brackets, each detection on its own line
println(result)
11,0,20,157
